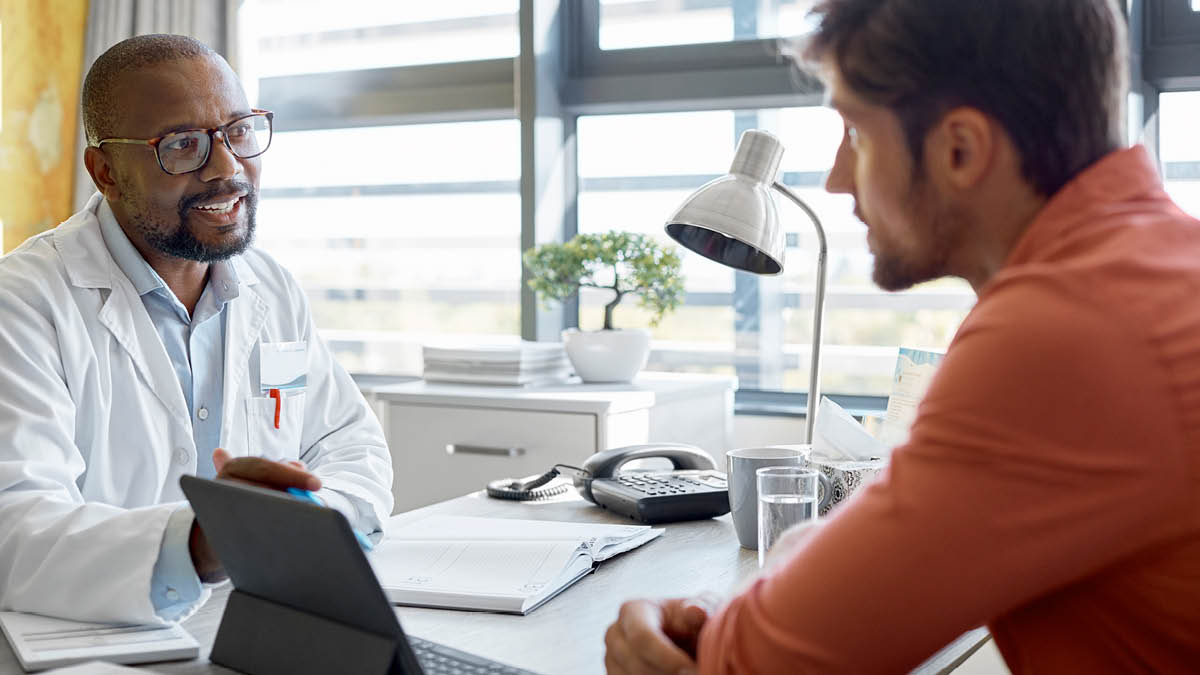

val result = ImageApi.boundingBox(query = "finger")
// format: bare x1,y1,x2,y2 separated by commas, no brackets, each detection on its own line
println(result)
603,647,637,675
604,621,649,675
656,599,708,659
618,600,699,673
286,460,306,469
212,448,232,473
218,456,321,491
663,600,708,638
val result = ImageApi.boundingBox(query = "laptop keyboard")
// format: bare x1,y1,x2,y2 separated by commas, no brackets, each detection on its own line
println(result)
410,635,538,675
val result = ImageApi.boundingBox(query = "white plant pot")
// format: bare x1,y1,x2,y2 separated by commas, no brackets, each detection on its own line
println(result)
562,328,651,383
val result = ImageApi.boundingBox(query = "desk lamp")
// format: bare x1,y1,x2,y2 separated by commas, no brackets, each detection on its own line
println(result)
665,129,827,443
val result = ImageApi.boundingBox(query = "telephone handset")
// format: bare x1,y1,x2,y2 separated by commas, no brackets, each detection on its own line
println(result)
574,443,718,500
577,443,730,524
486,443,730,524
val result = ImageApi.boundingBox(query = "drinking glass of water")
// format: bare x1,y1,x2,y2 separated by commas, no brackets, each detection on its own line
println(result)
756,466,821,567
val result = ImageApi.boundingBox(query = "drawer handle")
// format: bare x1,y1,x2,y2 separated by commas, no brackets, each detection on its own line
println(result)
445,444,526,457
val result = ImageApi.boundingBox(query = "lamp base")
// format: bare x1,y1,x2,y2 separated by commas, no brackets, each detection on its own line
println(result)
562,328,650,383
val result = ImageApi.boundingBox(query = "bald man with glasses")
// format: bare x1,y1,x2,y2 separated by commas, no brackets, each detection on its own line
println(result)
0,34,393,625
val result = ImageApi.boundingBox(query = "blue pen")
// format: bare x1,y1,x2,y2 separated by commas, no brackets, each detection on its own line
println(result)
286,487,375,552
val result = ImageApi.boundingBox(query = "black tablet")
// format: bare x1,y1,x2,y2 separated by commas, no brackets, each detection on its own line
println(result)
180,475,539,675
180,475,401,635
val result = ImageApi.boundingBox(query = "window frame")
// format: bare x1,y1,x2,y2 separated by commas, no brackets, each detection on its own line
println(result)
248,0,1175,416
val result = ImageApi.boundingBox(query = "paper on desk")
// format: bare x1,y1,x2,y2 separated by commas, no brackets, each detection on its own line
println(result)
370,538,587,599
0,612,198,672
42,662,149,674
879,347,945,448
384,515,663,561
812,397,888,461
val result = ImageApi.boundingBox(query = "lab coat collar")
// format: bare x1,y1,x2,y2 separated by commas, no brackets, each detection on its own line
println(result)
53,194,268,427
55,193,261,293
96,200,161,296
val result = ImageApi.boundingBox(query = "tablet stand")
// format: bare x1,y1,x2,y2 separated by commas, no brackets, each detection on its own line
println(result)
210,590,417,675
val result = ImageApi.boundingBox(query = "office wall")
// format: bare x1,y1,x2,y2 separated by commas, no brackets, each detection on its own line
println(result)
0,0,88,254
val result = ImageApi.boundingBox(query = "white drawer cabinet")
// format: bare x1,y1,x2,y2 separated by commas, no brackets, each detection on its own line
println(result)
367,373,736,513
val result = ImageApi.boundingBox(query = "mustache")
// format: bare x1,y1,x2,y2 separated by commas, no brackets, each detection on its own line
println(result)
179,180,257,212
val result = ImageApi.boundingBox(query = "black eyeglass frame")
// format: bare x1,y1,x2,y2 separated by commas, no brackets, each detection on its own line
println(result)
92,109,274,176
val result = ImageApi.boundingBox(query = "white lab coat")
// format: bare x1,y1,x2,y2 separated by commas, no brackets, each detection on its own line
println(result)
0,193,393,624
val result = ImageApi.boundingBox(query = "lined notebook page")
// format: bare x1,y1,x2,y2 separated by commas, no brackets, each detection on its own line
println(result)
369,539,584,598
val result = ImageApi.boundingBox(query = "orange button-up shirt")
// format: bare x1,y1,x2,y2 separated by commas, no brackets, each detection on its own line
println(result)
697,146,1200,674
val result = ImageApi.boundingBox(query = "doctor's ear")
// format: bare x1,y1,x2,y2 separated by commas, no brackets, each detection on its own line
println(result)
83,146,122,200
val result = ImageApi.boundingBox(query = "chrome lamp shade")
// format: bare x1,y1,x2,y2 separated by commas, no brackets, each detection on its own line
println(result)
665,129,828,444
665,130,787,275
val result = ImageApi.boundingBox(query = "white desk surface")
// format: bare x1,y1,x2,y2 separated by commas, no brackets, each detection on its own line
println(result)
0,492,988,675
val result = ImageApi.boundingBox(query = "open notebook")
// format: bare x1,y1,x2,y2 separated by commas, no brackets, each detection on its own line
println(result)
367,515,663,615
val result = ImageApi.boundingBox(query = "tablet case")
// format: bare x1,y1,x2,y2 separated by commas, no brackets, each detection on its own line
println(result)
179,475,424,675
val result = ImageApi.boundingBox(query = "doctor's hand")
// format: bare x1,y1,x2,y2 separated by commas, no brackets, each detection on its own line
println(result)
604,594,721,675
211,447,321,492
189,448,322,582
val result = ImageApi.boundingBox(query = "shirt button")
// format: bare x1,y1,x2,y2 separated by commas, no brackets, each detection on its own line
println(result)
197,407,209,421
176,448,190,465
165,588,180,602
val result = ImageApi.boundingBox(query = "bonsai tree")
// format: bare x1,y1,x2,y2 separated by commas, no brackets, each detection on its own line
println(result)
523,231,685,330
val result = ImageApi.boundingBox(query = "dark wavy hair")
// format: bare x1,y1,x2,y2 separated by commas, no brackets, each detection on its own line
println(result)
803,0,1127,196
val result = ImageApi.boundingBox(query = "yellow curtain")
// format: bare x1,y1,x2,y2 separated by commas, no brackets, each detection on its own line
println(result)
0,0,88,254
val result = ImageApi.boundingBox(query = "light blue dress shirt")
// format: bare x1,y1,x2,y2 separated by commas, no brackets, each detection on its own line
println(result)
98,203,236,621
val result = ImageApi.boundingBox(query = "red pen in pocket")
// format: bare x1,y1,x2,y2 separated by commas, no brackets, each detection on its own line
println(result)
269,388,281,429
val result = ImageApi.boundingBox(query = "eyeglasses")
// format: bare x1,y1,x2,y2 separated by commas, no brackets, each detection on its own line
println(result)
93,110,274,175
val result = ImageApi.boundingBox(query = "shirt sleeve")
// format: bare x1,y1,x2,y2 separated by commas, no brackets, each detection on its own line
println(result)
284,264,393,531
317,488,385,541
696,280,1193,674
149,505,210,623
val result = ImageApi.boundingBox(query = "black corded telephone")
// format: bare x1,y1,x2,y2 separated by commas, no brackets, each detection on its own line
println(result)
486,443,730,524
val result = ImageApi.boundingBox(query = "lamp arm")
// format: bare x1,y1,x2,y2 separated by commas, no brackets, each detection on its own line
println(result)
771,181,828,445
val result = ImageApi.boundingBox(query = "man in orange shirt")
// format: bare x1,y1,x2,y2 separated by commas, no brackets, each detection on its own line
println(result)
604,0,1200,673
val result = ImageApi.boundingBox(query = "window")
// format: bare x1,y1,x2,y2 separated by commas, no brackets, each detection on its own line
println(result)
241,3,521,375
577,109,973,396
240,0,978,402
242,1,518,77
599,0,811,50
1159,91,1200,218
255,120,522,374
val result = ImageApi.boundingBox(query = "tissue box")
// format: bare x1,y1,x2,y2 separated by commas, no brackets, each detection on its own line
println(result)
811,457,887,516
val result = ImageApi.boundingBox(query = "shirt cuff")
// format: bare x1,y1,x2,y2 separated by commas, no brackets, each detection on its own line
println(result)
316,488,383,543
150,505,207,623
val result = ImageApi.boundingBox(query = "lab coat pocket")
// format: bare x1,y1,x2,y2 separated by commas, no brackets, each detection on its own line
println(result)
245,390,307,461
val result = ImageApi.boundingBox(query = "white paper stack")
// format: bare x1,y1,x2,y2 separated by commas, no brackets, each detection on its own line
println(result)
0,612,199,672
422,341,573,386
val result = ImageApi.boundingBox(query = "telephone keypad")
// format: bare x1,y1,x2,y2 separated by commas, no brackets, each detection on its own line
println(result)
591,470,731,524
615,472,725,496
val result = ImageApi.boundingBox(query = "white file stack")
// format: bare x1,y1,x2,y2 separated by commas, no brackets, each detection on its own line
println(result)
421,341,573,386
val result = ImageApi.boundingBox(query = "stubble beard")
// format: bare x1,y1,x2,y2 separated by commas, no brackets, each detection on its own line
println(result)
869,171,961,292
